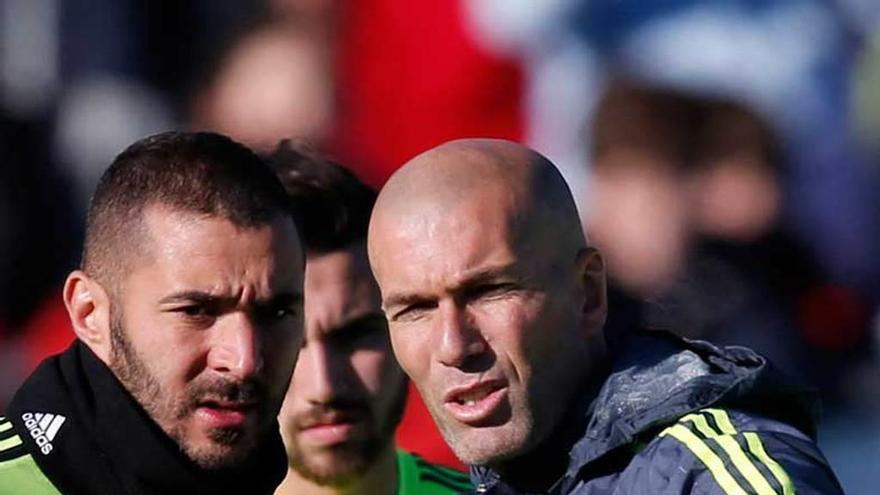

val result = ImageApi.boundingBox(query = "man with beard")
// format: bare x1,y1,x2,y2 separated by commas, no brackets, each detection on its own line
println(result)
367,138,843,494
269,142,471,495
0,132,305,494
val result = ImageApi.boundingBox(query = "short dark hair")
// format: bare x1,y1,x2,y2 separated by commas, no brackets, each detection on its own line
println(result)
267,140,376,254
83,131,293,287
591,81,780,172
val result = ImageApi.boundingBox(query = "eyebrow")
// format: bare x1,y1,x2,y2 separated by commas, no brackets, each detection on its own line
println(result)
331,313,387,336
158,290,304,307
382,263,521,310
455,264,521,290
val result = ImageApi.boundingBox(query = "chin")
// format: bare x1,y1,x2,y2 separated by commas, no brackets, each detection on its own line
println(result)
184,431,257,470
187,443,251,470
448,424,530,467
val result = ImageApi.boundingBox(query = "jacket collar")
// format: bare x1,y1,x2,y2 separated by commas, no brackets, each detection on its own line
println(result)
470,330,818,494
7,341,288,495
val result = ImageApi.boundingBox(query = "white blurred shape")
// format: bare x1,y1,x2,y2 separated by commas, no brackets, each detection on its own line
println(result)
0,0,59,116
619,2,838,134
463,0,576,54
54,76,174,208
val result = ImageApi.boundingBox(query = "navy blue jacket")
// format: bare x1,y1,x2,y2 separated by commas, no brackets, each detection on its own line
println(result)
469,331,844,494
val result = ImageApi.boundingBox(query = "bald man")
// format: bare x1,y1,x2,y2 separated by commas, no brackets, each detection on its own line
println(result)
367,139,843,494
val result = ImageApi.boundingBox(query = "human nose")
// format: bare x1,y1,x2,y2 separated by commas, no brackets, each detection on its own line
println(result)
208,312,264,379
293,340,341,405
435,300,486,368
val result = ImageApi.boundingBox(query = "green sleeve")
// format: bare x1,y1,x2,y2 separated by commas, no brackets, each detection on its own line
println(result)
396,450,472,495
0,438,63,495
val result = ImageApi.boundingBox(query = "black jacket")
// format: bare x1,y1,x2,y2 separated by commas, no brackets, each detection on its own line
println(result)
2,341,288,495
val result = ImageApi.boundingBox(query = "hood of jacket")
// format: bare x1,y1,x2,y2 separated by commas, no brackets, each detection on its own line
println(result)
471,329,819,494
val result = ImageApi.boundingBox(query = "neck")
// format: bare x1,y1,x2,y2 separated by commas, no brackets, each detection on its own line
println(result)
275,443,398,495
494,347,610,492
493,418,583,492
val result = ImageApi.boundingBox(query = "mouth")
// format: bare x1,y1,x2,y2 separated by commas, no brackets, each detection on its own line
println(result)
296,409,367,446
196,399,258,429
442,379,508,426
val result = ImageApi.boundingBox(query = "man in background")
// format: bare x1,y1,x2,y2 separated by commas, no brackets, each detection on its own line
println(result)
0,132,305,494
269,142,471,495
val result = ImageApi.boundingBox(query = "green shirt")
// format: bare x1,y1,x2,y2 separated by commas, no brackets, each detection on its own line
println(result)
2,416,472,495
0,416,62,495
396,450,472,495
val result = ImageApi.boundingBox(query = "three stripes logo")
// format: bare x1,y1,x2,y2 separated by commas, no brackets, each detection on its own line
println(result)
660,408,794,495
0,416,25,462
21,412,66,455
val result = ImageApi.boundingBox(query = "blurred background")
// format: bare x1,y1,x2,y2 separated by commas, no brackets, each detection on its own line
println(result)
0,0,878,491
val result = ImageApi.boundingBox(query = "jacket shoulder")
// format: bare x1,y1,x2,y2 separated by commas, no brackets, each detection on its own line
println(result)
0,416,62,495
617,408,844,495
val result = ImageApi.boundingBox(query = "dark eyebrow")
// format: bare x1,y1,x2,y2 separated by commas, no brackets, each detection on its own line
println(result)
336,311,385,331
159,290,303,307
158,291,225,306
332,313,387,336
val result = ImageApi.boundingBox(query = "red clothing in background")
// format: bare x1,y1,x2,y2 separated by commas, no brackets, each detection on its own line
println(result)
332,0,524,469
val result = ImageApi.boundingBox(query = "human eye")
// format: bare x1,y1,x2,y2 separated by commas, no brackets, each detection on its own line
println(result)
391,301,436,323
170,303,217,325
254,303,298,325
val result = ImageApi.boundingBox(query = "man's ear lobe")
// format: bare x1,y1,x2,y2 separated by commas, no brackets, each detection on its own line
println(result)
63,270,113,363
577,247,608,328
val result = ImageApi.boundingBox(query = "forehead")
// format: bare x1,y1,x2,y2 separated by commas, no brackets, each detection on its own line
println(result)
127,206,303,295
371,197,519,293
306,244,373,290
305,244,381,323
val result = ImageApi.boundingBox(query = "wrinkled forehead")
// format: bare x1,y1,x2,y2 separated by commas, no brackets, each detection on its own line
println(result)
369,189,527,286
132,206,303,288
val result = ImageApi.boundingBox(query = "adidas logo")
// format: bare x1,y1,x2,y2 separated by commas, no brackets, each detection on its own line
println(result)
21,412,66,455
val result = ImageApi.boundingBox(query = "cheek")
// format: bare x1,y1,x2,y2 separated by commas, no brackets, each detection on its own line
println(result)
351,348,399,395
264,322,305,376
124,315,199,382
477,297,551,379
388,326,428,380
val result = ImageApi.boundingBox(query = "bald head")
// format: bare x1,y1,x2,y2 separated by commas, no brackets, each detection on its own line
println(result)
369,138,586,274
367,139,606,468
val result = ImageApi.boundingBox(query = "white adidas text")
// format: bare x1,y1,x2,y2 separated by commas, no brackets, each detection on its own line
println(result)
21,412,65,455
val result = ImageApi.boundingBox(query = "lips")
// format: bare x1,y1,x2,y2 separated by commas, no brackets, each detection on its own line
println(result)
196,399,257,429
296,410,366,446
442,379,508,426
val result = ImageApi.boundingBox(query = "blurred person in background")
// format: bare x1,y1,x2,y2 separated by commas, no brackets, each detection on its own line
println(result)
269,141,471,495
587,80,873,401
191,20,335,152
368,137,843,494
0,132,305,495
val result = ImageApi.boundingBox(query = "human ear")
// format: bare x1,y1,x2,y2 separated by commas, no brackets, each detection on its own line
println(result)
576,247,608,330
63,270,113,363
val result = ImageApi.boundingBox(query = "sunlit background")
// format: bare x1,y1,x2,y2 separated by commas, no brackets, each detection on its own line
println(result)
0,0,878,491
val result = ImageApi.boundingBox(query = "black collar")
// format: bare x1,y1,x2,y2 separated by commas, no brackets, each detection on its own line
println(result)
7,342,287,495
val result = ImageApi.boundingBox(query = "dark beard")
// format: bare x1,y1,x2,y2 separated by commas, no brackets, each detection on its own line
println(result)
108,308,269,470
287,377,409,486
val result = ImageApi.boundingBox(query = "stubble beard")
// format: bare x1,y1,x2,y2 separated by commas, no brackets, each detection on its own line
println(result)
286,380,408,487
108,310,268,470
428,387,536,467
